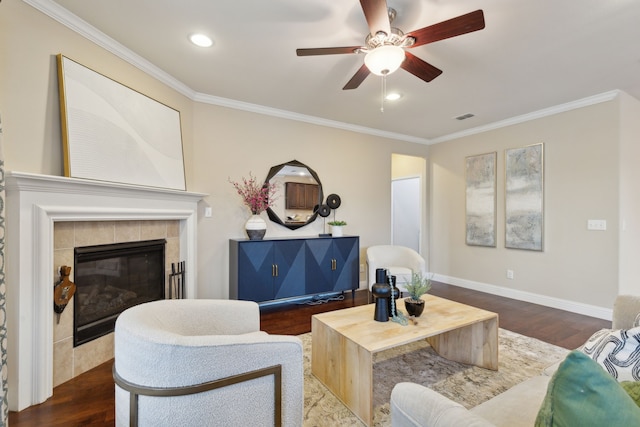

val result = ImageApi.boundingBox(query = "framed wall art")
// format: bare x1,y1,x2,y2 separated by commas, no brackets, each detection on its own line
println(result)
505,143,544,251
465,152,497,247
57,54,186,191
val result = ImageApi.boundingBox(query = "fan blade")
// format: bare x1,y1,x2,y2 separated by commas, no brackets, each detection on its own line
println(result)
343,64,371,90
297,47,362,56
406,9,485,48
401,52,442,82
360,0,391,36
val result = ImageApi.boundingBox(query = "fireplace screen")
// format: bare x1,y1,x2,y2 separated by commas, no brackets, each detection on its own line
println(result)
73,239,166,346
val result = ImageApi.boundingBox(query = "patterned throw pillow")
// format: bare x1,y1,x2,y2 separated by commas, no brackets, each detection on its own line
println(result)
634,312,640,327
581,326,640,381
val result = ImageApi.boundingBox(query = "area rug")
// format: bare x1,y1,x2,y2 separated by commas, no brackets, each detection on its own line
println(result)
301,328,569,426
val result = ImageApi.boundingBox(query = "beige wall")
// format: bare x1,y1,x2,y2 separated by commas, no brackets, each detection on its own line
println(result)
392,153,425,180
1,0,429,300
0,0,194,181
192,103,428,297
429,100,626,309
4,0,639,310
618,92,640,295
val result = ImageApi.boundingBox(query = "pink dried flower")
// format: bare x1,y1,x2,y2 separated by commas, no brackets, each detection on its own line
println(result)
229,173,278,215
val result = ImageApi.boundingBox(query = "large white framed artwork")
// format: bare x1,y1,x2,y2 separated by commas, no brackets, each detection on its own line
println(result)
465,152,497,247
57,55,186,191
505,143,544,251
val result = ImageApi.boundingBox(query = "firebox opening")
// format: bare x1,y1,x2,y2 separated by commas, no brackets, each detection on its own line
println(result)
73,239,166,347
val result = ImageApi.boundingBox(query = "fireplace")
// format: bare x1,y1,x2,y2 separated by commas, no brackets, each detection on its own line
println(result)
73,239,166,346
6,171,205,411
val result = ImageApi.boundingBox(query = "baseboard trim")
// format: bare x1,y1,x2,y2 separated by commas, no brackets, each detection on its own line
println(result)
433,274,613,321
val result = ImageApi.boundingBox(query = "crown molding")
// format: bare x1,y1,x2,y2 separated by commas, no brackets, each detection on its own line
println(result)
23,0,622,147
429,90,621,145
24,0,428,145
192,92,430,144
23,0,196,98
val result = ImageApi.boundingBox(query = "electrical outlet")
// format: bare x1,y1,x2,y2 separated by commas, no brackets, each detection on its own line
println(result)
506,269,514,279
360,264,365,273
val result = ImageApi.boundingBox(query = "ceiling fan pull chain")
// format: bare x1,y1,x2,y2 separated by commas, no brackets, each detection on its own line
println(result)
380,74,386,113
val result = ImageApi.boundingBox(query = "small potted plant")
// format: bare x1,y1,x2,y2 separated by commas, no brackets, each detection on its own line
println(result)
404,272,432,317
327,220,347,237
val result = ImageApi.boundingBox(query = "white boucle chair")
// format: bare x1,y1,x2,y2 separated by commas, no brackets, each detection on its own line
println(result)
366,245,427,301
113,299,303,427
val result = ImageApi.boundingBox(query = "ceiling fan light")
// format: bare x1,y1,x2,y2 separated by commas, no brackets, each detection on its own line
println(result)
364,45,405,76
385,92,402,101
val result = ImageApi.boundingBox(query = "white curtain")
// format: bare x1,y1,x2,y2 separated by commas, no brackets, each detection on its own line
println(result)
0,113,7,425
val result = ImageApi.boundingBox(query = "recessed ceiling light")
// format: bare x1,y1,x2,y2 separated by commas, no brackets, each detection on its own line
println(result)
385,92,402,101
189,33,213,48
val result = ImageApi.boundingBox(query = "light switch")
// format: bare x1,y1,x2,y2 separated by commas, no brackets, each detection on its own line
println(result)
587,219,606,231
204,207,212,218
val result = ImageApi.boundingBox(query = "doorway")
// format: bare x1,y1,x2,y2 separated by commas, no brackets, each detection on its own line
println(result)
391,154,426,255
392,177,421,252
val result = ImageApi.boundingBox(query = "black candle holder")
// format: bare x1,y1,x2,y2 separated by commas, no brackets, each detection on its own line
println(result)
371,282,390,322
372,268,390,322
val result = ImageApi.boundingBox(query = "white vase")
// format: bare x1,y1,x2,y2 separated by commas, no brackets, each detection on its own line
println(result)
245,214,267,240
331,225,344,237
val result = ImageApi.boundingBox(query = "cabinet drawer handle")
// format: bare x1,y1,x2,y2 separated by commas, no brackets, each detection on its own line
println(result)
274,264,279,277
331,259,336,270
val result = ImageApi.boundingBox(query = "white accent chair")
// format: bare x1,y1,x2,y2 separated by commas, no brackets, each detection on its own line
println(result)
113,299,303,427
366,245,427,300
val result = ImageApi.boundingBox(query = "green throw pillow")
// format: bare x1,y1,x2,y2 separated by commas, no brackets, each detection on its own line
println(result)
535,350,640,426
622,381,640,408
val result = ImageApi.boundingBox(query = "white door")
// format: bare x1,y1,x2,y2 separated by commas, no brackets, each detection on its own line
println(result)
391,177,421,253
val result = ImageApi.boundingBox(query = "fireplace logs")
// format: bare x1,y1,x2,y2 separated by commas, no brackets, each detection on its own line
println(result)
73,239,166,346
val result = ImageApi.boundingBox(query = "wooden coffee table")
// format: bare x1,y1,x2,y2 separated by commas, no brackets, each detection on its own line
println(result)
311,294,499,426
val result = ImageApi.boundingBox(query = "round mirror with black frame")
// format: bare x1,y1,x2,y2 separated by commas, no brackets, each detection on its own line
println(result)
265,160,323,230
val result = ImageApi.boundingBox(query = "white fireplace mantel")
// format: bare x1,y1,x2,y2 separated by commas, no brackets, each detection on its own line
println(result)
5,171,206,411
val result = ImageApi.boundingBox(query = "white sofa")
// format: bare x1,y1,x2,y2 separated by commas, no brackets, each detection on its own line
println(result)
390,295,640,427
113,299,303,427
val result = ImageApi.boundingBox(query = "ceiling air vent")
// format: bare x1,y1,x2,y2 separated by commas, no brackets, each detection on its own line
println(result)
455,113,475,121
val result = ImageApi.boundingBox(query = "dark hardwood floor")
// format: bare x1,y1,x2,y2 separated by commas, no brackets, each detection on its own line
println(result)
9,282,611,426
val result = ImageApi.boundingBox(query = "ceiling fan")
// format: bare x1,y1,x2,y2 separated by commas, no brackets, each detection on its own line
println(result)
296,0,485,90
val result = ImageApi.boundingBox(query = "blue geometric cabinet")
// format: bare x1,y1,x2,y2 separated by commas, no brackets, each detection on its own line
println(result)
304,238,359,295
229,236,359,303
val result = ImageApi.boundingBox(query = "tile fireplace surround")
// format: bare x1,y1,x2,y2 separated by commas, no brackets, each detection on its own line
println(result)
5,172,205,411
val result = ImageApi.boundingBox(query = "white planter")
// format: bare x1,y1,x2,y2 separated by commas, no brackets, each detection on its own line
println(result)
331,225,344,237
245,214,267,240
